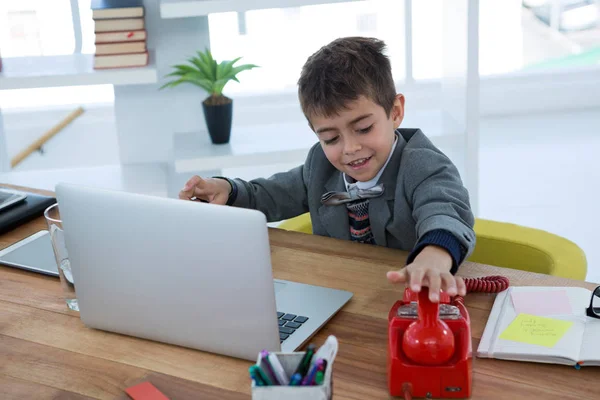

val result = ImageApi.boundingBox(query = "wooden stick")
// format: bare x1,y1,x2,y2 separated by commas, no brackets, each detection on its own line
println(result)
10,106,85,168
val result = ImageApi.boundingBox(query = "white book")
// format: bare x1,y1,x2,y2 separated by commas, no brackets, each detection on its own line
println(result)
94,18,145,33
93,52,149,69
95,41,146,55
477,286,600,367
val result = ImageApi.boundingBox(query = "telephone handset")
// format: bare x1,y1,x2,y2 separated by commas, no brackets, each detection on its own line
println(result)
388,276,509,399
403,289,455,366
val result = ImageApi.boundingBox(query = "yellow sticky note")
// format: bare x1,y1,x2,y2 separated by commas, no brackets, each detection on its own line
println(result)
499,313,573,348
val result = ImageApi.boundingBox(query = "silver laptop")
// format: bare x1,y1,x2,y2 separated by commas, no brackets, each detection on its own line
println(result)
55,183,352,361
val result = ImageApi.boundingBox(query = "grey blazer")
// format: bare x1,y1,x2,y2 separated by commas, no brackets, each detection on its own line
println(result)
232,128,476,258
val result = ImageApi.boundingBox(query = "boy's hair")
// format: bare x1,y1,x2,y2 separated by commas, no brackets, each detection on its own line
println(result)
298,37,396,121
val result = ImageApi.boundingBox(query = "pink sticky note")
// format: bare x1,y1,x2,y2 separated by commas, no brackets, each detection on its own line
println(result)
511,289,572,316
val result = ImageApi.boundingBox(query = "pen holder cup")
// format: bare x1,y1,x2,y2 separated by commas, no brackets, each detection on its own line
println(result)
251,352,333,400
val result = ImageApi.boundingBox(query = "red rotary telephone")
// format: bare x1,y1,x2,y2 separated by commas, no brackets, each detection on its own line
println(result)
388,276,509,399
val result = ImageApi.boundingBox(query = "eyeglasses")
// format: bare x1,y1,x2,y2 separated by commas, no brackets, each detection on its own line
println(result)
586,286,600,319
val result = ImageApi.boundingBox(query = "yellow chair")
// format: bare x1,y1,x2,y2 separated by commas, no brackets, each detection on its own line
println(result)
277,213,587,280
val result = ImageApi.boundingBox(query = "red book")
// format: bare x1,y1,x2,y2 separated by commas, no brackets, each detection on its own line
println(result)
95,29,147,43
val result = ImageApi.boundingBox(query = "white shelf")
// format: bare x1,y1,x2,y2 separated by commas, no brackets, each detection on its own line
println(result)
0,53,158,90
0,163,169,198
171,112,464,174
172,121,318,173
160,0,363,19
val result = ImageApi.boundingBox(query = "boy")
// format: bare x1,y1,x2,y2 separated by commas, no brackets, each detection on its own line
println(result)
179,37,475,302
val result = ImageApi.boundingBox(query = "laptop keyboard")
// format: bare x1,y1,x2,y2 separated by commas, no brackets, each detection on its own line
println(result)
277,312,309,343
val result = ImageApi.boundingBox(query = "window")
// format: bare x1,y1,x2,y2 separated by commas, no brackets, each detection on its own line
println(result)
0,0,96,56
0,0,76,56
0,0,112,110
206,0,600,87
208,0,406,96
1,10,43,57
412,0,600,80
520,0,600,71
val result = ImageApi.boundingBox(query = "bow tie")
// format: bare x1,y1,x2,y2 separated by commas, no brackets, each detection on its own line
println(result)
320,183,385,205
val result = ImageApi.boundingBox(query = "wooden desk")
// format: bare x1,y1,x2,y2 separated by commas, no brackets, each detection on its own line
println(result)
1,186,598,399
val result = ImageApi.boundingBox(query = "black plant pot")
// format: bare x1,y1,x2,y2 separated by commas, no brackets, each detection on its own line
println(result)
202,99,233,144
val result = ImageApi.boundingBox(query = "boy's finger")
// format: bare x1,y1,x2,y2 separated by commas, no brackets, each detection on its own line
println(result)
178,190,189,200
408,268,425,292
183,175,203,191
441,272,457,296
456,276,467,296
386,269,408,283
181,176,212,200
191,190,210,202
427,272,441,302
179,187,196,200
193,187,212,198
179,177,201,199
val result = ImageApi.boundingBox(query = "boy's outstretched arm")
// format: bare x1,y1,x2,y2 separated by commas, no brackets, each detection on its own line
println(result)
180,144,317,222
230,163,310,222
387,145,476,301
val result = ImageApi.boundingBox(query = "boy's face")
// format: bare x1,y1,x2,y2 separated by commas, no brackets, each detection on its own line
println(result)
310,94,405,182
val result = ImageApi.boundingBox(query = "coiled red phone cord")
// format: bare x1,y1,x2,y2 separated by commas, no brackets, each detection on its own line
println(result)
453,275,510,305
464,275,510,293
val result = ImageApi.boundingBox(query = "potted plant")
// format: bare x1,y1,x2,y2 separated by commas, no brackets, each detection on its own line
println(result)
160,49,258,144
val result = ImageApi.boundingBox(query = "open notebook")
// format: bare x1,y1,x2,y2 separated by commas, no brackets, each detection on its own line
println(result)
477,286,600,367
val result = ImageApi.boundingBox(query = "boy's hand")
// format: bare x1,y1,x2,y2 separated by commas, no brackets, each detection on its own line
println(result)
178,175,231,205
386,245,466,302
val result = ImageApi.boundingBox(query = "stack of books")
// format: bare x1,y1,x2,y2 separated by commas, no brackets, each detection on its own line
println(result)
91,0,148,69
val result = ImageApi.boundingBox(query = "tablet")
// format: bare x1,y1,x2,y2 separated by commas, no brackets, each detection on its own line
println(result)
0,188,27,212
0,230,59,276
